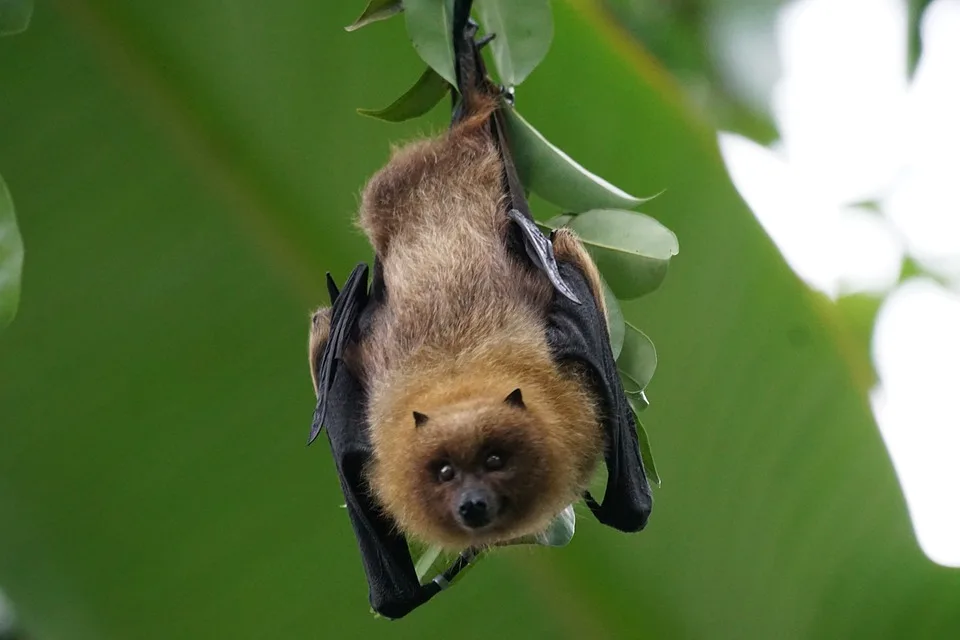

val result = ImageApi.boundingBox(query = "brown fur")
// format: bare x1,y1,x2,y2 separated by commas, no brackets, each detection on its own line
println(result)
308,307,331,395
309,97,609,550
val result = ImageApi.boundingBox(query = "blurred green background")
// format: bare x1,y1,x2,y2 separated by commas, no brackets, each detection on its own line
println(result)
2,1,958,638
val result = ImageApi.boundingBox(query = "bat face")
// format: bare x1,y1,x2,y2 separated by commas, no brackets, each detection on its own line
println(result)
370,388,566,550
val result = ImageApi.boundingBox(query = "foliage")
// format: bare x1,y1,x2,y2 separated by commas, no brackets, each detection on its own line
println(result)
0,0,32,36
0,174,23,331
0,0,29,332
1,1,957,639
473,0,553,88
345,0,403,33
357,66,449,122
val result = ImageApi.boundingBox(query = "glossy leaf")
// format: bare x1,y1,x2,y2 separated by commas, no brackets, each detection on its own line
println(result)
414,545,444,581
619,374,650,412
344,0,402,32
628,399,661,487
357,66,450,122
568,208,678,299
475,0,553,87
533,504,576,546
403,0,457,87
618,321,657,393
602,278,625,360
0,173,23,330
503,105,647,211
502,504,577,548
544,213,573,228
0,0,31,36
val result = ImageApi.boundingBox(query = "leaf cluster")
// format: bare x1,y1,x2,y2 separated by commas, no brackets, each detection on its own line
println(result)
0,0,31,332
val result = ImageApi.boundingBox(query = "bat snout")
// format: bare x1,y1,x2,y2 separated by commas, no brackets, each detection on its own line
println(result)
456,487,498,529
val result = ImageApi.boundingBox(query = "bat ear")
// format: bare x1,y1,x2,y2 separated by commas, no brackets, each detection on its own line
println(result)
504,388,525,409
413,411,430,428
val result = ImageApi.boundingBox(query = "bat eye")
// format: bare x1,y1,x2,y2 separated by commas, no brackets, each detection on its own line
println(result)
438,464,456,483
484,453,504,471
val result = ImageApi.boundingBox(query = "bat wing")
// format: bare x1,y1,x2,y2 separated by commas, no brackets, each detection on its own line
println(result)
544,259,654,532
320,360,441,619
308,263,442,619
308,263,369,445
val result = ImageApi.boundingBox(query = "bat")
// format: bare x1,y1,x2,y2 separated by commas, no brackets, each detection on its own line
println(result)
306,14,652,620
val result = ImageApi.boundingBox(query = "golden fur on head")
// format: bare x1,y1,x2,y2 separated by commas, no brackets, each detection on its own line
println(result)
366,344,603,550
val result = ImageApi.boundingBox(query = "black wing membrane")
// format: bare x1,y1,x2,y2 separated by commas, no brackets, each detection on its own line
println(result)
320,350,441,619
544,260,653,532
308,263,369,445
309,264,475,619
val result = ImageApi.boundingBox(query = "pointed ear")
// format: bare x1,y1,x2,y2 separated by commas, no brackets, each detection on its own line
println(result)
413,411,430,428
504,388,525,409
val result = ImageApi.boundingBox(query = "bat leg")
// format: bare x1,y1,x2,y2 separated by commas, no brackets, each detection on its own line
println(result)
551,227,607,320
308,306,332,396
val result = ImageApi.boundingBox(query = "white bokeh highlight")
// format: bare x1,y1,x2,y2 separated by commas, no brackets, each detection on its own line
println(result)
883,0,960,282
872,280,960,567
719,0,960,566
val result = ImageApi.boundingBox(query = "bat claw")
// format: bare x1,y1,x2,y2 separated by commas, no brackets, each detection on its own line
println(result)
476,32,496,49
464,17,479,39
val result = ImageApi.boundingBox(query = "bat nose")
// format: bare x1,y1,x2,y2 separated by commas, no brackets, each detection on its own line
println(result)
458,490,492,528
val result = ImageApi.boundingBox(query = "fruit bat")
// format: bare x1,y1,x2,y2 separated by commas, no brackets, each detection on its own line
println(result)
307,13,652,620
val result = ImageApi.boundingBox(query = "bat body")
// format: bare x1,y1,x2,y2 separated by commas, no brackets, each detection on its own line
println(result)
311,96,608,550
307,24,651,620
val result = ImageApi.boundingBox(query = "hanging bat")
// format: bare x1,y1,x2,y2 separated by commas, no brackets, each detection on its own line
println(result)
306,16,652,620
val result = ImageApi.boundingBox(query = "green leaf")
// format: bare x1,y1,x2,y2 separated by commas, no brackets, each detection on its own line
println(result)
475,0,553,87
0,0,31,36
413,545,485,591
0,173,23,331
628,399,661,487
636,389,650,408
544,214,573,228
618,322,657,393
500,504,577,548
532,504,576,546
414,544,444,581
602,278,625,360
403,0,457,87
568,208,678,299
357,66,450,122
344,0,403,32
503,105,648,212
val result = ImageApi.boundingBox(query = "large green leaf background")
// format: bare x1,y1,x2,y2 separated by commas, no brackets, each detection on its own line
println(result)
1,1,957,638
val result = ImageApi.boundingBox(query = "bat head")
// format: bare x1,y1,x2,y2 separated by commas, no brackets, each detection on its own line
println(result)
370,383,600,550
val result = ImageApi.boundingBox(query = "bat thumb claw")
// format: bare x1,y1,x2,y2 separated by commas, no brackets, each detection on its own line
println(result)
476,33,496,49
